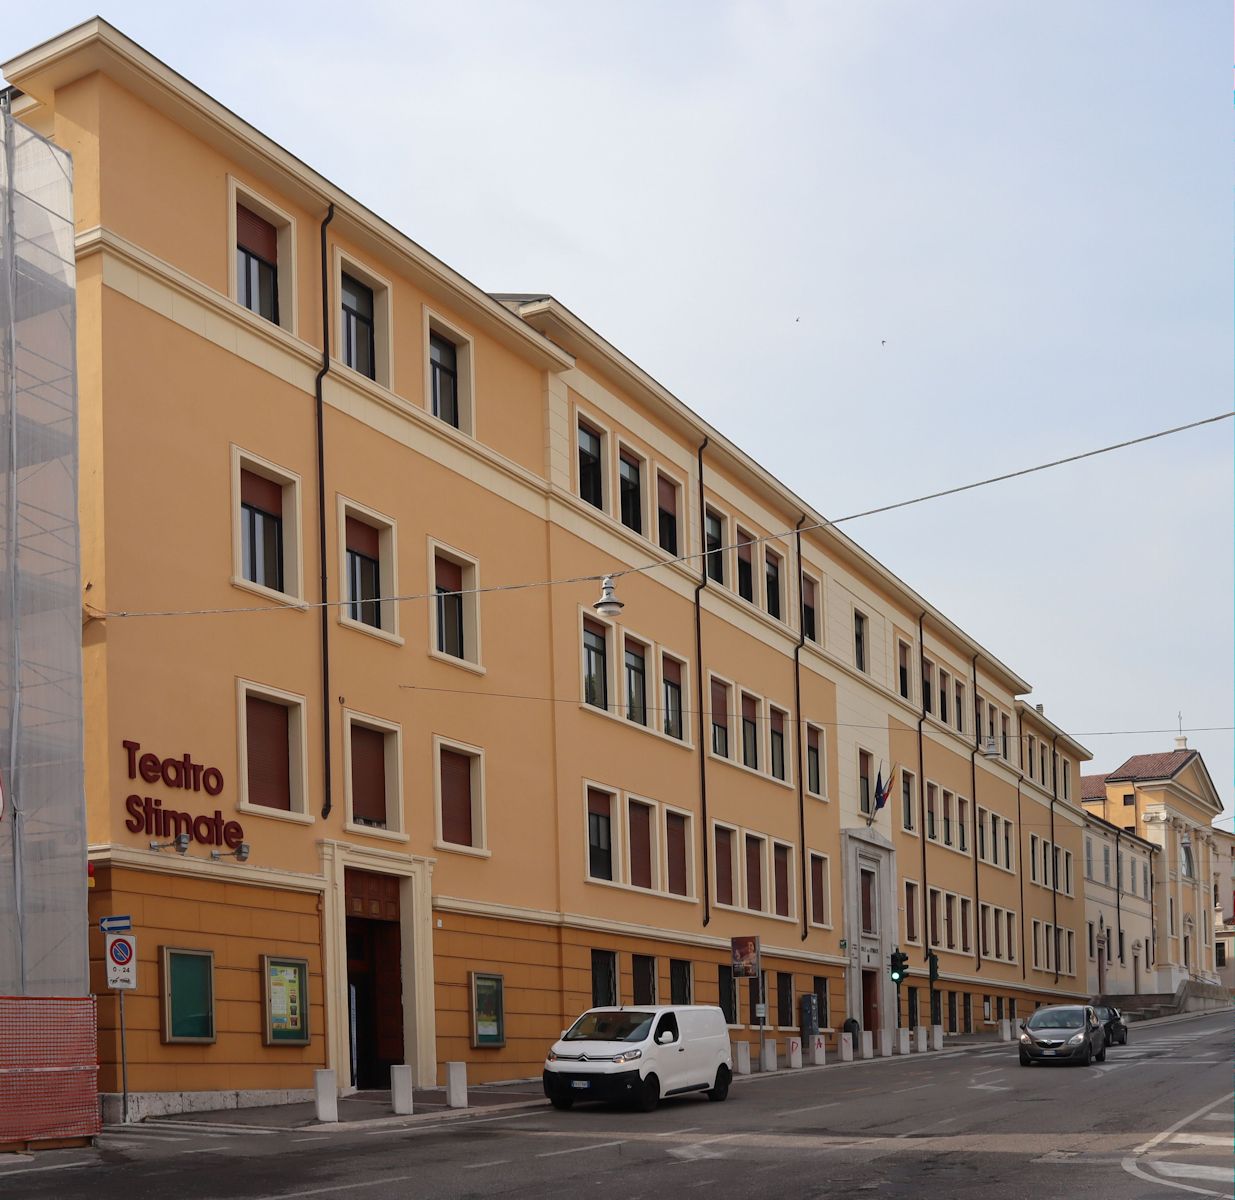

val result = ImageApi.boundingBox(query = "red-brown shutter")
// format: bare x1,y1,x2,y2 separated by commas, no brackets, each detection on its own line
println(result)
774,844,790,916
584,616,607,640
629,802,652,889
241,469,282,515
715,828,733,905
657,473,676,512
811,856,826,924
586,787,610,817
440,749,473,846
435,555,462,591
802,576,815,607
746,835,762,910
742,694,758,723
738,533,752,566
236,204,278,262
350,725,387,824
346,516,380,558
710,679,729,731
666,812,687,896
808,726,820,754
246,696,291,810
771,709,784,737
662,657,681,688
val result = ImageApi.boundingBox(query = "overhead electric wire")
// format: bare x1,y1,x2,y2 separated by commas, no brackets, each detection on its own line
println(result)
95,409,1234,620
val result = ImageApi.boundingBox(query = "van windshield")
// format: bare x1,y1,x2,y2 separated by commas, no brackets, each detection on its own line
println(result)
1026,1006,1085,1030
564,1011,655,1042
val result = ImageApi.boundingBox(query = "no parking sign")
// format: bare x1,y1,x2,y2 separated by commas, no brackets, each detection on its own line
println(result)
106,933,137,990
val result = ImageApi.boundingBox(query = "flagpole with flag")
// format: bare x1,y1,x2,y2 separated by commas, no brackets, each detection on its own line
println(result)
867,762,900,827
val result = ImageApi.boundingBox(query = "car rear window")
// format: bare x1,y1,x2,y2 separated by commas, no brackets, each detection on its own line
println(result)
564,1011,655,1042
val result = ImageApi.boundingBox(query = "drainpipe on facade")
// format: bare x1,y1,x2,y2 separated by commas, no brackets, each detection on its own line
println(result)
793,516,808,942
969,652,982,974
1050,733,1059,986
316,203,335,819
1148,847,1156,974
1016,779,1027,982
693,437,711,925
916,612,930,970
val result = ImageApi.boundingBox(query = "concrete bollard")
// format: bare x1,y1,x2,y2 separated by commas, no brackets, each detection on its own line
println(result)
860,1030,874,1059
313,1069,338,1124
391,1064,413,1116
445,1061,468,1109
838,1032,854,1062
915,1026,928,1053
760,1039,778,1073
733,1040,752,1075
877,1029,893,1057
930,1025,944,1051
895,1028,912,1055
808,1034,827,1066
998,1019,1012,1042
787,1037,803,1069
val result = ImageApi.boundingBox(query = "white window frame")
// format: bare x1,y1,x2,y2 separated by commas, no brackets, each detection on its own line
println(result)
342,710,406,841
581,608,617,716
713,819,741,909
901,769,917,835
337,497,401,644
808,851,833,929
575,407,612,515
333,249,393,389
228,177,298,335
767,702,792,786
432,734,489,857
582,780,624,887
805,722,827,800
428,539,483,671
770,839,797,921
660,802,696,902
742,831,769,914
801,569,824,646
624,792,660,892
231,446,305,606
236,678,311,824
762,541,787,622
615,440,651,541
423,306,476,436
903,878,920,944
654,465,686,557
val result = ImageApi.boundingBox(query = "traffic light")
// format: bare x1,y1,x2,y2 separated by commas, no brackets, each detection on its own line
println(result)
928,951,940,983
889,949,909,984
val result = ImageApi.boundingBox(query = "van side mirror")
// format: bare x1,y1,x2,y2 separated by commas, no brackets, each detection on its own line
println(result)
560,1030,568,1040
657,1030,674,1045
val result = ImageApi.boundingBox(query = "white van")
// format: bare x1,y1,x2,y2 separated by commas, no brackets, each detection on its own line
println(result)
543,1004,732,1112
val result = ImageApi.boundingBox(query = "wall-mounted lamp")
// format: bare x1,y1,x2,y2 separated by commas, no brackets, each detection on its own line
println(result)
150,832,191,855
593,575,624,617
211,843,251,864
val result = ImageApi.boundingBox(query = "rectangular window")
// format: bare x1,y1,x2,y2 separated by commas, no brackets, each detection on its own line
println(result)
591,949,617,1007
618,451,643,535
905,881,919,941
813,976,829,1029
993,812,1002,866
922,659,934,714
954,681,965,733
859,750,873,815
770,709,786,781
1102,843,1111,883
993,909,1003,958
802,576,818,642
1040,745,1048,784
1027,735,1036,780
1001,713,1010,759
662,656,684,740
236,205,279,324
926,783,937,840
718,964,736,1024
742,694,759,769
765,550,782,619
670,959,692,1005
434,553,464,655
340,272,376,379
628,800,654,889
1006,912,1016,961
811,854,829,925
861,867,877,935
705,509,725,583
980,904,990,956
854,610,868,672
666,810,689,897
1142,862,1149,897
439,744,480,849
898,640,911,700
1218,943,1228,969
979,810,988,860
942,790,954,846
957,797,969,852
162,947,215,1043
241,470,285,593
342,517,381,629
807,726,822,796
587,789,613,881
774,843,791,917
777,972,794,1027
928,888,940,946
429,332,459,427
961,898,972,952
657,473,678,555
633,954,656,1005
945,894,956,948
715,826,734,906
1004,822,1012,871
901,771,916,831
737,530,755,601
578,422,604,510
624,639,648,726
1062,759,1071,800
939,670,950,725
745,834,764,911
1122,792,1134,806
246,694,293,811
349,722,389,828
583,620,610,710
710,679,731,757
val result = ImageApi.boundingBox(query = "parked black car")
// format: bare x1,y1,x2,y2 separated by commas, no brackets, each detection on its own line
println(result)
1019,1004,1107,1066
1093,1005,1128,1046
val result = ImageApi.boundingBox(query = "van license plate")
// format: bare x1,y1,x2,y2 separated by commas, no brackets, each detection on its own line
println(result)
571,1081,590,1089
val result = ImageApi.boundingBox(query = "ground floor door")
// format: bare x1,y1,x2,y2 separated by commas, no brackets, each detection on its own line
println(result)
861,969,879,1032
345,870,404,1090
963,991,973,1033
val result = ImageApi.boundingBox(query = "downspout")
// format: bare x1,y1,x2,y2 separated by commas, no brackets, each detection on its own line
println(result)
1114,828,1123,969
1050,733,1059,985
969,653,982,974
316,203,335,818
793,516,808,941
693,437,711,924
916,613,929,966
1016,779,1027,982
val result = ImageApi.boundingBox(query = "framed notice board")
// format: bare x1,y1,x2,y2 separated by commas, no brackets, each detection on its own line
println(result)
262,955,311,1045
470,971,505,1048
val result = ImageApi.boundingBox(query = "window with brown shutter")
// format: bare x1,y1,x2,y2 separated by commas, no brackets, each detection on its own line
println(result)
236,205,279,323
629,801,652,889
741,694,759,768
746,835,763,910
440,748,474,846
346,517,380,559
237,205,278,261
710,678,729,756
666,812,687,896
811,855,827,924
240,470,285,592
774,843,790,916
241,469,282,515
350,724,387,826
656,473,678,554
715,827,733,905
435,554,465,658
345,516,382,628
246,695,291,810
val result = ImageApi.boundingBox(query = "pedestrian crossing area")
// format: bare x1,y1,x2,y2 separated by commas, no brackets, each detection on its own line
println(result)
97,1117,282,1155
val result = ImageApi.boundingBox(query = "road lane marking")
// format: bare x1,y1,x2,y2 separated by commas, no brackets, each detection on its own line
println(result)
776,1102,839,1116
0,1161,92,1179
1152,1163,1235,1184
1202,1113,1233,1122
463,1160,511,1169
536,1139,625,1158
1122,1088,1235,1200
892,1084,932,1094
1170,1133,1234,1148
656,1127,701,1136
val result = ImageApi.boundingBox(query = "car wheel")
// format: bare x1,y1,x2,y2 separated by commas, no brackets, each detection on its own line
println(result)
707,1065,731,1102
1097,1041,1107,1062
1120,1031,1128,1046
637,1074,660,1112
1081,1043,1093,1067
550,1093,574,1111
1019,1050,1031,1066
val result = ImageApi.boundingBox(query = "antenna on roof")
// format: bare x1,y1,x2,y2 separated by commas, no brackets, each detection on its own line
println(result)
1175,711,1188,751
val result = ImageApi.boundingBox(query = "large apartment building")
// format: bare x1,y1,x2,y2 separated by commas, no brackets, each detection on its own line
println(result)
3,20,1091,1115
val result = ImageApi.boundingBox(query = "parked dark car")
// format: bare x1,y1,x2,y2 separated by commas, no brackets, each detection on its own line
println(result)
1019,1004,1106,1066
1093,1005,1128,1046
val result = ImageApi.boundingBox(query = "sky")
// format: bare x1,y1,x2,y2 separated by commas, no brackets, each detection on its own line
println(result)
5,2,1232,818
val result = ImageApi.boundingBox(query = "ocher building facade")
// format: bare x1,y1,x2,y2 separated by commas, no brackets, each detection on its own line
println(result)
4,20,1091,1113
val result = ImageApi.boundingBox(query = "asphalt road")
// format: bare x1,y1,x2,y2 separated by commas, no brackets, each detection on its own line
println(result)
4,1009,1231,1200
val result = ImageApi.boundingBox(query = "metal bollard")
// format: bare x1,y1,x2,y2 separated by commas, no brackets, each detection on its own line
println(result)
314,1069,338,1123
445,1061,468,1108
391,1064,413,1115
